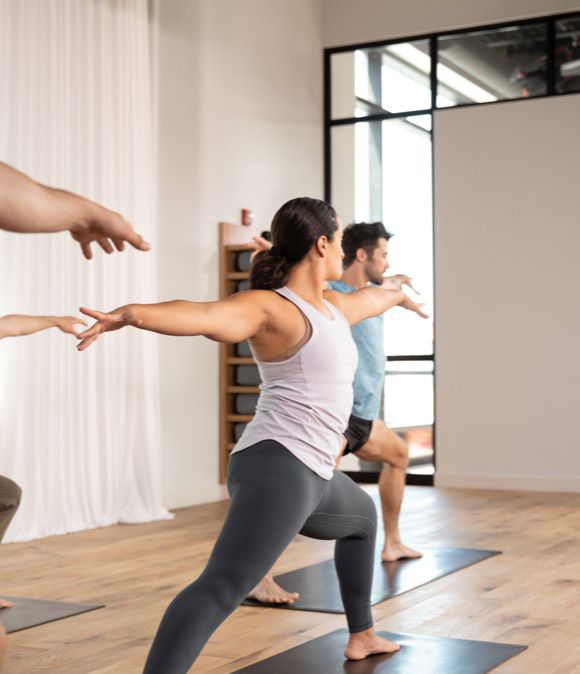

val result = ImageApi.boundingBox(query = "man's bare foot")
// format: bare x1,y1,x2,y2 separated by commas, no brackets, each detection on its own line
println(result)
381,540,423,563
247,576,300,604
344,628,400,660
0,621,6,669
0,600,12,610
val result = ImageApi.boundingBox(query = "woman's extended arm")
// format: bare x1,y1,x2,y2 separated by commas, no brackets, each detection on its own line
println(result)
0,314,87,340
324,286,428,325
76,291,270,351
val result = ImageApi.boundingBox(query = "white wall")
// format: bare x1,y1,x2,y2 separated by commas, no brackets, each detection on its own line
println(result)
434,95,580,493
154,0,323,508
322,0,580,47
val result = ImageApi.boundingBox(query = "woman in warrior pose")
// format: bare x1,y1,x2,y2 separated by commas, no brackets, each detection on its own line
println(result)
76,197,427,673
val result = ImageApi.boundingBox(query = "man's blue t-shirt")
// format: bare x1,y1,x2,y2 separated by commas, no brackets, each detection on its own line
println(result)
328,280,385,421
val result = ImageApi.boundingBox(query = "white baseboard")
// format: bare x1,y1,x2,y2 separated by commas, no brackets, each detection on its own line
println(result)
164,484,229,511
435,471,580,493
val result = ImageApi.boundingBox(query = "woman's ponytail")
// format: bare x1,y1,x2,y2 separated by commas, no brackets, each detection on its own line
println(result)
250,247,290,290
249,197,338,291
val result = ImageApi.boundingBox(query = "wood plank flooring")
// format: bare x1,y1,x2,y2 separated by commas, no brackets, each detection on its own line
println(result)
1,485,579,673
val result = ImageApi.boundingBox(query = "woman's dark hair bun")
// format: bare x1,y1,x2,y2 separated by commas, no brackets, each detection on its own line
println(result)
250,197,337,291
250,248,290,290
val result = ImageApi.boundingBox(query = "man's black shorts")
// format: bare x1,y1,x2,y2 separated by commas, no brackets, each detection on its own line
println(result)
343,414,374,455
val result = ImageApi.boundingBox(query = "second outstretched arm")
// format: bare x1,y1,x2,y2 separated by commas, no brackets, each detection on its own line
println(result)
0,314,87,340
324,286,428,325
76,292,269,351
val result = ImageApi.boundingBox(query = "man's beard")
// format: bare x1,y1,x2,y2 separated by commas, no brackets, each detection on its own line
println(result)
367,271,384,286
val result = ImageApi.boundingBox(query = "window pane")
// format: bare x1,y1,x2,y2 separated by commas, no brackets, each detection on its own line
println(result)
383,361,434,427
382,41,432,112
381,116,433,357
437,23,548,106
556,17,580,94
331,117,434,356
331,41,431,120
330,124,358,224
384,362,434,475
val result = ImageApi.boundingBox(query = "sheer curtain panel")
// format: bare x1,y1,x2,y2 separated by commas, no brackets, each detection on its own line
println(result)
0,0,171,541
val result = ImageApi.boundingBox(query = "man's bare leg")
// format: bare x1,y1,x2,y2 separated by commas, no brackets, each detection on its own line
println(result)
0,601,12,610
355,420,422,562
247,573,299,604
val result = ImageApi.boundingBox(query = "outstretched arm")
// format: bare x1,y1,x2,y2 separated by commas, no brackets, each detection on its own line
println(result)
76,291,270,351
0,314,87,340
324,286,428,325
381,274,419,294
0,161,150,259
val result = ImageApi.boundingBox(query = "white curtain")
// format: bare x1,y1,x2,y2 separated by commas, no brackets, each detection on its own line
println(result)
0,0,171,541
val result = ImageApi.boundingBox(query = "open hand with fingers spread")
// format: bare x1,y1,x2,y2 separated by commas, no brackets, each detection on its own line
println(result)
69,212,151,260
76,306,141,351
0,161,151,258
381,274,419,294
400,294,429,319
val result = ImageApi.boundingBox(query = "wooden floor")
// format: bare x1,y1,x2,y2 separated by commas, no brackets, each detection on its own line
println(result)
1,485,580,673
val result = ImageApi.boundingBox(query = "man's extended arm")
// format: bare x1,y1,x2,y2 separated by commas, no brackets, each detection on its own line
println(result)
0,161,150,259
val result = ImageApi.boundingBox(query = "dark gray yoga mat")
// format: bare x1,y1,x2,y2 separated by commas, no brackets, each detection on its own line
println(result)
233,629,526,674
0,595,103,633
243,547,500,613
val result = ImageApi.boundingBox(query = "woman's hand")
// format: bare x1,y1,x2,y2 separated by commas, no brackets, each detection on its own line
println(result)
399,294,429,319
75,306,140,351
54,316,88,336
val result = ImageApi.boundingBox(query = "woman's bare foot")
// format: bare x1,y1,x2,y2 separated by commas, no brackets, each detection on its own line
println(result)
0,621,6,669
0,600,13,610
344,628,400,660
247,575,300,604
381,540,423,562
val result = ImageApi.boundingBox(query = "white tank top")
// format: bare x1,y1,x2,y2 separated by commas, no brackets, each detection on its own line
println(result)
231,286,358,480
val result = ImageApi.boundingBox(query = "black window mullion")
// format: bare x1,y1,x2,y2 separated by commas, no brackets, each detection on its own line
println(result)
387,354,434,362
430,36,437,109
323,49,331,203
331,108,432,126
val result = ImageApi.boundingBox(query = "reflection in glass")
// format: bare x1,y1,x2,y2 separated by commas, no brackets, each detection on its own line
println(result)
331,40,431,119
437,23,547,106
556,17,580,94
384,362,434,475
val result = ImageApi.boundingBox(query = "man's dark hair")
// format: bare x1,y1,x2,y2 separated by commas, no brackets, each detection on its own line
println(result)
342,221,392,267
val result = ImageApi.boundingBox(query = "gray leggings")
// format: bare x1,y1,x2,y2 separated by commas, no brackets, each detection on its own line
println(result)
143,440,377,674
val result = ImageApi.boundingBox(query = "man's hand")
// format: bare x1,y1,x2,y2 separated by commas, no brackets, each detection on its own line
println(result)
246,235,272,262
381,274,419,294
0,161,150,259
69,211,151,260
